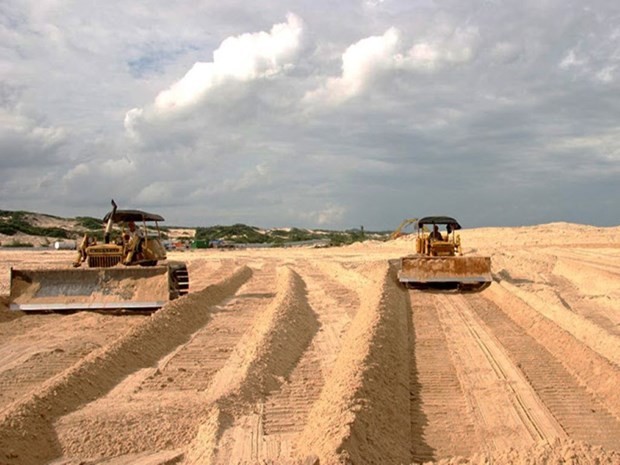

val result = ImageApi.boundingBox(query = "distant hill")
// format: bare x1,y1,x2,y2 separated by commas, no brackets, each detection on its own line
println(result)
194,224,387,246
0,209,388,248
0,210,102,247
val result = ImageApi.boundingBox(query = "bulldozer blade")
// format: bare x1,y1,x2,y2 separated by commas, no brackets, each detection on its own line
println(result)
9,266,171,311
398,255,492,285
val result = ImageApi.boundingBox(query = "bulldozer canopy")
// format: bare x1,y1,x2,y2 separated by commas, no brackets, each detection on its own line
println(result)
103,210,165,223
417,216,461,230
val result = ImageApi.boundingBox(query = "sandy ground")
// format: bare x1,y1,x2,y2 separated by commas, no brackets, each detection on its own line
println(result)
0,222,619,464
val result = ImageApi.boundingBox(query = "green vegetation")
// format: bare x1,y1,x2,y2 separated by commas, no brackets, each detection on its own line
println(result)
195,224,385,247
76,216,103,230
0,208,389,247
0,211,71,238
195,224,271,244
2,240,34,248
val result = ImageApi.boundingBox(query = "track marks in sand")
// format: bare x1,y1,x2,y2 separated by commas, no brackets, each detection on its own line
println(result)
190,260,364,464
408,290,579,462
493,247,620,362
195,262,406,465
0,266,252,465
186,258,237,293
298,263,411,465
54,264,273,460
550,255,620,335
409,292,480,462
470,292,620,451
260,261,359,435
0,312,146,411
408,288,620,462
433,295,565,445
142,262,278,394
189,266,320,465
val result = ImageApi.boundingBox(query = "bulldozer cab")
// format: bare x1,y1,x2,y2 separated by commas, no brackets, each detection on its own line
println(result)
76,208,167,268
414,216,462,257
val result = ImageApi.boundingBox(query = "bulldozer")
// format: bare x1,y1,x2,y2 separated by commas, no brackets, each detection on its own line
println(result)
9,200,189,311
397,216,492,291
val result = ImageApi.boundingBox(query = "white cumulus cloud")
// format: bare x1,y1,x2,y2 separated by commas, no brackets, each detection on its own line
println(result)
304,28,401,104
305,25,478,104
147,13,302,112
404,26,478,71
299,204,346,226
124,13,304,139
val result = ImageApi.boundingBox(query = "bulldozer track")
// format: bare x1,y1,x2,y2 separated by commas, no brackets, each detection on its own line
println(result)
409,292,480,461
408,288,620,461
548,247,620,268
469,293,620,450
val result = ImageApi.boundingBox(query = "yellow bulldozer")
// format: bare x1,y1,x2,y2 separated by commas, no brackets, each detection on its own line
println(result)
397,216,491,291
9,200,189,311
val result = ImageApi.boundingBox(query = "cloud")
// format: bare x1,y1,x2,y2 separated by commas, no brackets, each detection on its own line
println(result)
304,28,401,104
125,13,304,135
596,66,616,83
559,49,585,69
404,26,479,71
0,105,67,169
304,25,479,104
299,204,346,226
489,42,522,64
558,26,620,83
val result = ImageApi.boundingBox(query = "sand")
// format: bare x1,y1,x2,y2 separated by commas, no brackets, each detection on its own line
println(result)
0,222,619,464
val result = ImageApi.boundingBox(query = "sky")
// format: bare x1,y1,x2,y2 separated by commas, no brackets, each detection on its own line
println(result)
1,0,619,230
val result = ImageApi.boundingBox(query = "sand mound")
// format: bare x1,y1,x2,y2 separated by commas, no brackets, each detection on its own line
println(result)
298,262,411,464
185,266,318,464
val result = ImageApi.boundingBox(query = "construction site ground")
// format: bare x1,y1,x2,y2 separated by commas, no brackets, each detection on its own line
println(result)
0,222,619,464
